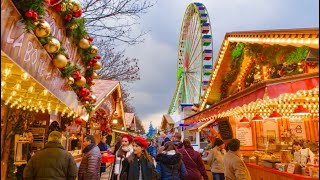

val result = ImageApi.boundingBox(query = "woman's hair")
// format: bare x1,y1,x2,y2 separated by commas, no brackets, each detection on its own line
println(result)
182,138,192,148
127,140,153,163
214,138,224,147
163,141,177,152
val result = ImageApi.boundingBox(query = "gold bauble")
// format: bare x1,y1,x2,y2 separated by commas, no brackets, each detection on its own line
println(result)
85,101,90,105
91,81,95,85
69,24,78,30
91,46,98,54
75,76,86,86
44,38,60,53
90,95,97,104
93,62,102,70
91,72,98,79
35,20,51,38
68,0,81,12
61,3,67,11
78,38,90,49
52,54,68,68
68,77,74,85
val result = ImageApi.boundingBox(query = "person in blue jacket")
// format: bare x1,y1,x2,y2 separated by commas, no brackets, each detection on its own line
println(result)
97,134,110,177
147,139,157,158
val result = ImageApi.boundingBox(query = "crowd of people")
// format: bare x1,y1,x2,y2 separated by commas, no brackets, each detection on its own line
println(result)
22,130,252,180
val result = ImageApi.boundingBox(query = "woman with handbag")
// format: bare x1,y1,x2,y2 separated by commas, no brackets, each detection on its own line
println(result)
120,136,158,180
178,139,208,180
207,138,226,180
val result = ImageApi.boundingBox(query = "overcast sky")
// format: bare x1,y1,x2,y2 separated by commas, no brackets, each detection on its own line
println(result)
123,0,319,131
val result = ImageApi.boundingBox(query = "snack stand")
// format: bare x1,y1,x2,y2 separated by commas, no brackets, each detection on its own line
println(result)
184,28,319,179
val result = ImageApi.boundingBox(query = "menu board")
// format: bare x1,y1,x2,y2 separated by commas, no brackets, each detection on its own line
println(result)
217,117,233,140
236,127,253,146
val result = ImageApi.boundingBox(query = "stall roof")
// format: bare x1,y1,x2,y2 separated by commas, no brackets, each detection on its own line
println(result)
199,28,319,111
125,113,135,129
163,114,175,124
91,79,119,110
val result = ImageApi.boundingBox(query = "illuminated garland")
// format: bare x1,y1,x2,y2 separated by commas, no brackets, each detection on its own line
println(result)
12,0,102,113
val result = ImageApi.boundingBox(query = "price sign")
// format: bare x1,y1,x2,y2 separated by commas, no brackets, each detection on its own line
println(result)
217,117,233,140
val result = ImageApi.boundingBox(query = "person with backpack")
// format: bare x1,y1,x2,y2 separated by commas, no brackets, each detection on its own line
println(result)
155,141,187,180
178,138,208,180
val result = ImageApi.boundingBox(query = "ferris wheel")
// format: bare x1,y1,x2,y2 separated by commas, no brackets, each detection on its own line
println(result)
168,2,213,115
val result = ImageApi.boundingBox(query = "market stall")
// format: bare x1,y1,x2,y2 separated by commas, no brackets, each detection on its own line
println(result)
1,0,103,178
184,28,319,179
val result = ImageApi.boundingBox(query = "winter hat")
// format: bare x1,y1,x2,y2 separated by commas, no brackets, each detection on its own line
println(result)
133,136,148,149
121,134,133,143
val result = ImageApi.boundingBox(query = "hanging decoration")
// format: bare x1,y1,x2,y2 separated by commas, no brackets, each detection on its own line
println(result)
12,0,104,113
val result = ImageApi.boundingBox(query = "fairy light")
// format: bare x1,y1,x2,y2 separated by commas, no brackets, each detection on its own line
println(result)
21,72,29,80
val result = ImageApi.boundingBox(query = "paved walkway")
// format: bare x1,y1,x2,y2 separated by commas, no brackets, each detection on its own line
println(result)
100,163,113,180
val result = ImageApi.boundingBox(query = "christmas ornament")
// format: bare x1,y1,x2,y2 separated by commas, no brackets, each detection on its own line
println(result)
86,77,92,82
64,14,73,21
25,10,34,17
90,95,97,104
73,71,81,81
73,9,82,17
91,46,99,54
68,77,74,84
91,72,98,79
93,62,102,70
35,20,51,38
68,0,81,12
74,117,82,125
69,24,78,30
89,81,95,86
79,87,90,97
78,38,90,49
95,55,101,59
53,4,62,11
75,76,86,86
60,3,67,11
52,54,68,68
85,101,90,105
44,38,60,53
88,37,94,42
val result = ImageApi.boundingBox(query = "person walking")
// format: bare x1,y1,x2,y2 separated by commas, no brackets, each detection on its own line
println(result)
178,138,208,180
160,131,171,146
171,132,183,149
223,138,251,180
120,136,158,180
23,131,77,180
114,134,134,179
207,138,226,180
114,136,122,155
147,139,157,158
98,134,110,177
78,135,102,180
156,141,187,180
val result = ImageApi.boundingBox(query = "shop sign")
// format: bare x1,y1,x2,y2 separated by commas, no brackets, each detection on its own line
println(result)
289,121,306,139
236,126,253,147
1,0,78,112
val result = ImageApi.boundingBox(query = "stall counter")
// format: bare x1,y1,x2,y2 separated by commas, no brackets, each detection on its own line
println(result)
246,163,318,180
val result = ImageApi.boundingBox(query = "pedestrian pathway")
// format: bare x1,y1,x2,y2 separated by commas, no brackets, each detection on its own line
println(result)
100,163,113,180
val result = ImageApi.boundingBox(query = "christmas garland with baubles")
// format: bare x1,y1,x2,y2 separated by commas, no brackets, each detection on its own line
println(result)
12,0,102,113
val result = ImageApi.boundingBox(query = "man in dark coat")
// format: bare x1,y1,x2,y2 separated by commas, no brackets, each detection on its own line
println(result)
78,135,101,180
23,131,77,180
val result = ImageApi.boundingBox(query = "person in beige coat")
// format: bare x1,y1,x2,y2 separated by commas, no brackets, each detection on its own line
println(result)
223,138,251,180
207,138,226,180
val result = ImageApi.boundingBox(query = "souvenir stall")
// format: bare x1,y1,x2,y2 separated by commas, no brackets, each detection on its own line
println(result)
89,79,126,146
184,28,319,179
1,0,103,179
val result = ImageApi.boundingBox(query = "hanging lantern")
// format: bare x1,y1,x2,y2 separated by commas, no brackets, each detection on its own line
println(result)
35,20,51,38
78,38,90,49
75,76,86,86
269,110,282,119
52,54,68,68
239,117,250,123
91,46,99,54
252,114,264,121
93,62,102,70
44,38,60,53
293,105,310,116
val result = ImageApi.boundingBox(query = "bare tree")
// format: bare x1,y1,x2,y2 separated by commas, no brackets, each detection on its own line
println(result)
97,48,140,82
82,0,156,46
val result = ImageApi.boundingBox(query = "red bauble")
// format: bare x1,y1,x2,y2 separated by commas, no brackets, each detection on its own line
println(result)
86,77,92,82
25,10,33,17
92,59,98,64
73,71,81,81
64,14,73,21
79,87,90,97
88,61,94,66
46,0,61,6
95,55,101,59
53,4,62,11
74,117,82,125
83,96,91,101
73,9,82,18
88,37,94,42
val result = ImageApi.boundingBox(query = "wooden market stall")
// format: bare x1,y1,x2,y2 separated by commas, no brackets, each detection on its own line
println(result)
184,28,319,179
1,0,103,179
89,79,126,146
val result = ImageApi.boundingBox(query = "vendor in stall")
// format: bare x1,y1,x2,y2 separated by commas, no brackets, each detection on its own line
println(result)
293,140,315,165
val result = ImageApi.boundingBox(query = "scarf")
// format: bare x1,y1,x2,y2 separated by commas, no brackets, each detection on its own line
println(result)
82,143,95,153
122,144,132,152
